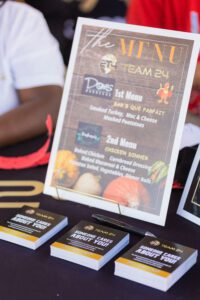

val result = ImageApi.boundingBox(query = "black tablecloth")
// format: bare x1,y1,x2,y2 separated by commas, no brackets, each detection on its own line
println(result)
0,137,199,300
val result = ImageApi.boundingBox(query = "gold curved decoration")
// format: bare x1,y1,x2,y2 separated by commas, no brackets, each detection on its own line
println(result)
0,202,40,208
0,181,44,197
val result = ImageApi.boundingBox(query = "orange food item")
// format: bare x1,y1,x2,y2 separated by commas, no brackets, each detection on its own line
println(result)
103,176,150,208
52,150,79,187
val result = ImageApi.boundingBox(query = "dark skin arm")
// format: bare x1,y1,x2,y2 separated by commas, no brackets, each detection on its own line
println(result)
0,85,63,147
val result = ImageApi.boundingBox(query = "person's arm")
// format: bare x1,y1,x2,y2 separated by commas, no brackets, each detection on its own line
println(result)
0,85,62,147
0,3,65,148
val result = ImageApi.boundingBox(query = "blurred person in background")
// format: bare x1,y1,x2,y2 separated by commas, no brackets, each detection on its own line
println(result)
26,0,130,65
0,0,65,147
127,0,200,118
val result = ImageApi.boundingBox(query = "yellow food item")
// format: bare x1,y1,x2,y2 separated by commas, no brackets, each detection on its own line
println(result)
52,150,79,187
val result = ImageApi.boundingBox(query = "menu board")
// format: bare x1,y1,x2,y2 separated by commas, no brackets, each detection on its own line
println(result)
177,145,200,226
44,18,200,225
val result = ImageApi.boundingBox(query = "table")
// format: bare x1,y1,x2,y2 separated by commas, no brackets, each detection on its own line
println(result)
0,136,199,300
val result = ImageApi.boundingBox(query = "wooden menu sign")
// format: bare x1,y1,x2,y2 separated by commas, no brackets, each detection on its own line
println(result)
44,18,200,225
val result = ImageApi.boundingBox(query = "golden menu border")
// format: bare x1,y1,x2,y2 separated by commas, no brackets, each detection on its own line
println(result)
44,18,200,226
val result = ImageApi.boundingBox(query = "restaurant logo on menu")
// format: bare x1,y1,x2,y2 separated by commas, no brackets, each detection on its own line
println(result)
100,54,117,74
82,74,115,99
76,122,102,147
